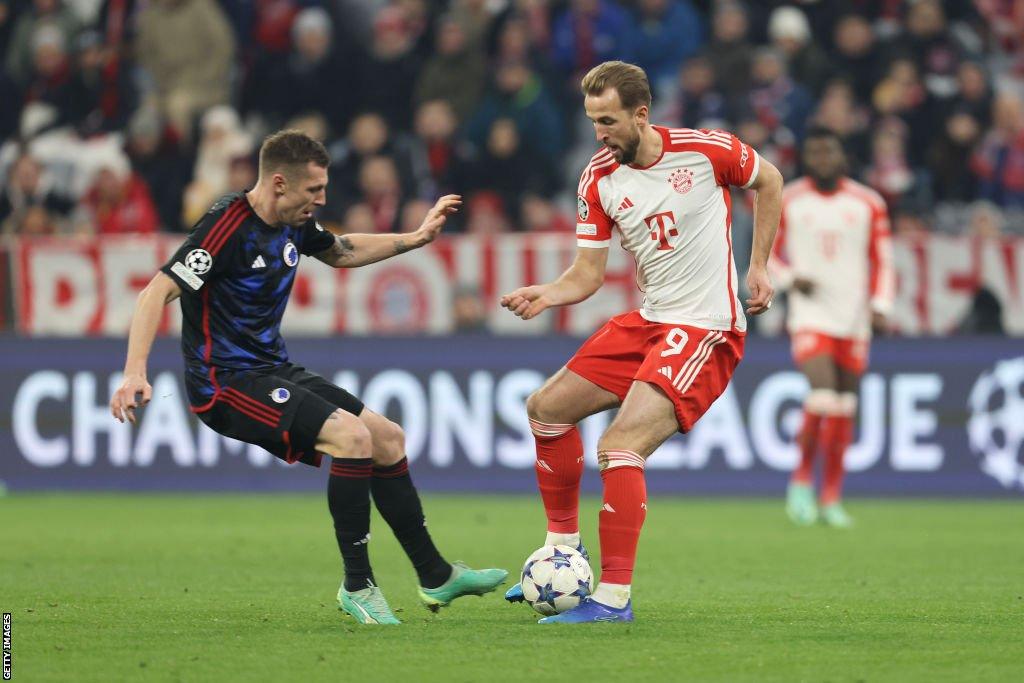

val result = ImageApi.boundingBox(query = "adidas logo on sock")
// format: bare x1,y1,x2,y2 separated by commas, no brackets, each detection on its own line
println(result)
251,255,266,269
617,197,634,212
536,460,554,473
602,503,616,513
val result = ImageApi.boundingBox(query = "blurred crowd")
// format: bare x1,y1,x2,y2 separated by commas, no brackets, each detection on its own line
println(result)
1,0,1023,239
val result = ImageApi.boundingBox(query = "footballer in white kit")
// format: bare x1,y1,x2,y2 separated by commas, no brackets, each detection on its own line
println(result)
769,127,894,528
500,61,783,623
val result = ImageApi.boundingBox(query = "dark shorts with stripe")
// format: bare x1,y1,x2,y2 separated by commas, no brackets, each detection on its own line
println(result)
191,363,364,468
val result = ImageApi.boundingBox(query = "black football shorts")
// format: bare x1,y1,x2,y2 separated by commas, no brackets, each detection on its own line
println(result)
192,363,364,467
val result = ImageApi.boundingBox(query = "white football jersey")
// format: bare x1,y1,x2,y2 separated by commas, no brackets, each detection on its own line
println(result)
576,126,760,332
770,177,894,340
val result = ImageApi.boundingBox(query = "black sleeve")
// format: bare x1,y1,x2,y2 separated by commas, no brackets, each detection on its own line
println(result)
300,220,337,256
160,208,242,295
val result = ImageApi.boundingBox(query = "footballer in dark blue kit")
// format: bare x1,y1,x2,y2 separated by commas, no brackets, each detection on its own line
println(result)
111,130,507,624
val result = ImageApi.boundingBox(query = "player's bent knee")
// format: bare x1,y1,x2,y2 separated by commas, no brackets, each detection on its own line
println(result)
317,409,372,459
375,420,406,465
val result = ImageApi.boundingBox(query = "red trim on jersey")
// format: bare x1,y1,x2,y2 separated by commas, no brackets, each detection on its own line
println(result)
200,200,245,252
627,126,669,170
190,287,220,412
206,202,249,256
722,186,738,329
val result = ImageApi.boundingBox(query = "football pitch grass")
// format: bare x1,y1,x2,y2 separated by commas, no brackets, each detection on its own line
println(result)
3,495,1022,682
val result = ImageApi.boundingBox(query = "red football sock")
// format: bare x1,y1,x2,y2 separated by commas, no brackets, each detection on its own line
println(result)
598,450,647,585
820,415,854,505
531,419,584,534
792,410,823,485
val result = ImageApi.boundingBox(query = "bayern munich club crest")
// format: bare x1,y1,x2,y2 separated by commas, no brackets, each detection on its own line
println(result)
577,195,589,221
669,168,694,195
283,241,299,267
270,387,291,403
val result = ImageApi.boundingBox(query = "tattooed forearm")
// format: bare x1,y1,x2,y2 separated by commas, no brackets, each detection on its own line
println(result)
332,235,355,263
394,237,414,255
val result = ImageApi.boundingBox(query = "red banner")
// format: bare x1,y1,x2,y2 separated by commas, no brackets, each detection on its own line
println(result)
9,234,1024,336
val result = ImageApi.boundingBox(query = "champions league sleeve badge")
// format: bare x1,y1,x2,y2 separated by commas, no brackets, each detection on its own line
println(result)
577,195,589,221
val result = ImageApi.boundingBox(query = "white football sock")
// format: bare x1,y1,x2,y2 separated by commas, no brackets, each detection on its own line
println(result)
544,531,581,549
591,582,631,609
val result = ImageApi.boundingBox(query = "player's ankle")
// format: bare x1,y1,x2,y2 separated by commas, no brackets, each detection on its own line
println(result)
545,531,581,548
591,582,631,609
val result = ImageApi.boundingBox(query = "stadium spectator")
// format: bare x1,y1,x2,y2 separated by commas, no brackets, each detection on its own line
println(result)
181,106,254,226
467,117,557,224
972,90,1024,209
623,0,704,88
326,112,415,220
520,193,573,232
864,121,930,212
5,0,81,85
767,5,831,97
899,0,971,99
135,0,236,142
550,0,634,83
407,99,474,203
19,24,75,130
0,150,74,229
7,203,59,235
80,152,160,234
66,29,136,135
746,47,814,142
464,190,512,234
357,155,405,233
465,60,564,163
702,0,752,100
124,107,191,232
810,80,871,170
829,14,881,102
356,5,420,131
872,58,932,166
448,0,499,55
414,14,488,124
244,7,355,132
400,198,433,233
659,55,730,129
452,284,488,332
928,108,983,203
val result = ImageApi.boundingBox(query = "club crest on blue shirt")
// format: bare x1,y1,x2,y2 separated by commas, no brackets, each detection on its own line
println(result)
283,241,298,267
270,387,291,403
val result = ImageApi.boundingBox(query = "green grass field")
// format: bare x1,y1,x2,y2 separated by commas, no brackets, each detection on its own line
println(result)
2,494,1022,682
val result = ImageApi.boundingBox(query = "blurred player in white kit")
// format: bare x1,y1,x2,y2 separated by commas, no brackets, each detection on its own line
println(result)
770,127,895,528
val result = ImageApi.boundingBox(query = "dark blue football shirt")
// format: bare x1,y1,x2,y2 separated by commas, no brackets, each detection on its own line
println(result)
161,192,335,406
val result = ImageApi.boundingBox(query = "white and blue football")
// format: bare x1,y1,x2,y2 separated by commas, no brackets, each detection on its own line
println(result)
520,544,593,616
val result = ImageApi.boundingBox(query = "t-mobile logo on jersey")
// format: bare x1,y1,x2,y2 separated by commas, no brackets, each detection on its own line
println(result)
644,211,678,251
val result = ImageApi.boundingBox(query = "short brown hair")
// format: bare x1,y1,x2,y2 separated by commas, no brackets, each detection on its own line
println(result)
258,130,329,178
580,61,652,110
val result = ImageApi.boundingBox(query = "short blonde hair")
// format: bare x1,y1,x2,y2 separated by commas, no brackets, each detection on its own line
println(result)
580,61,652,110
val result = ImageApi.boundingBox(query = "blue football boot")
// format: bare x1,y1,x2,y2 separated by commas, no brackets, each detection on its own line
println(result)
537,597,634,624
505,542,590,603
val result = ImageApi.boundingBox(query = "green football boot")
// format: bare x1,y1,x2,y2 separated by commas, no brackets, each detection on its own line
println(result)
786,482,818,526
821,502,854,529
418,562,509,612
337,581,401,625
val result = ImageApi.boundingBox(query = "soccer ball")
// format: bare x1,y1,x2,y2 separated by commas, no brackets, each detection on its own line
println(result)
520,544,593,616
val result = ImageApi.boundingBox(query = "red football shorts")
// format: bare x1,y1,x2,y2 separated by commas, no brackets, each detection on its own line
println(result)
566,310,745,433
791,330,869,374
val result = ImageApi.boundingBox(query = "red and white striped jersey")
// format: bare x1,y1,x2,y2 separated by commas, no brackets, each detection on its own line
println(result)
576,126,760,332
770,177,894,340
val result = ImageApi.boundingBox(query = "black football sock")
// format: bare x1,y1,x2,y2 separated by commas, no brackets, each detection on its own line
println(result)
371,458,452,589
327,458,375,592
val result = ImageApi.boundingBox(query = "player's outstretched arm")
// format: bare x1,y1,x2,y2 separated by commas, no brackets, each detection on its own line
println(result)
315,195,462,268
745,159,784,315
500,246,609,320
111,271,181,424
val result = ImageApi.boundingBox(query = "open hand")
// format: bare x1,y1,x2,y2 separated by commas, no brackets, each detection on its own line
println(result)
500,285,552,320
415,194,462,245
